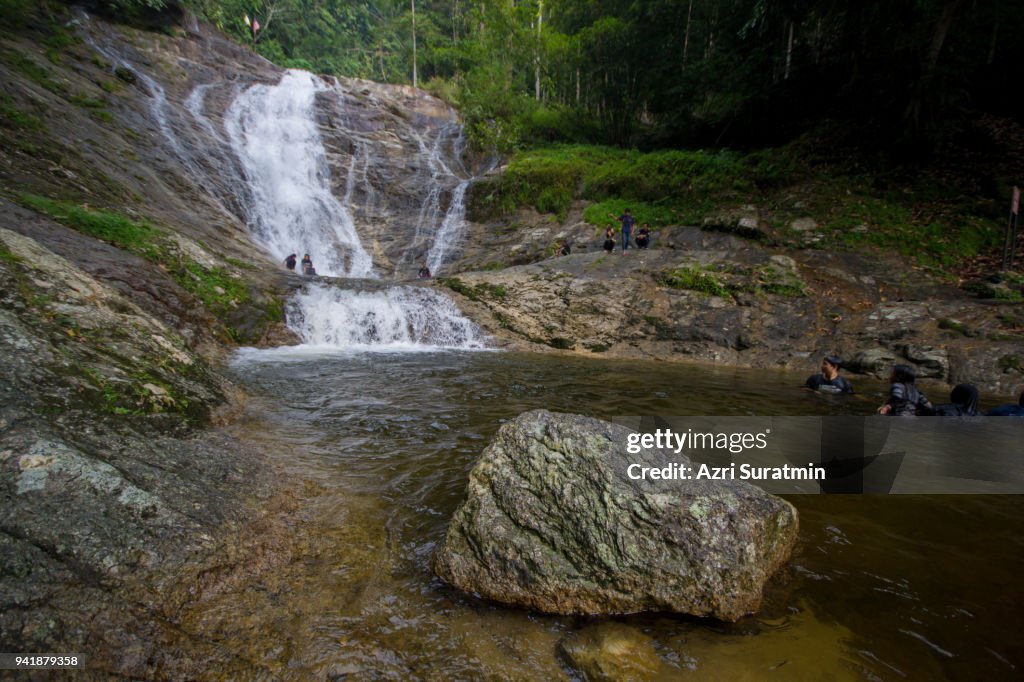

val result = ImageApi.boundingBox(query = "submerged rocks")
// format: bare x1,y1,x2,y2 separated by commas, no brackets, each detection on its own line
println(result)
432,410,798,621
558,623,662,681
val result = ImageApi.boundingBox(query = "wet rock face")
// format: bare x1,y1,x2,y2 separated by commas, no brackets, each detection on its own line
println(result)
432,410,799,621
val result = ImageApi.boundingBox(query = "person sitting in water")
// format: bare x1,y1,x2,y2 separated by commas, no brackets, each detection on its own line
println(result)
284,253,297,271
804,355,854,394
418,262,432,278
985,391,1024,416
877,364,933,416
930,383,980,416
603,227,616,254
301,253,316,276
636,223,651,249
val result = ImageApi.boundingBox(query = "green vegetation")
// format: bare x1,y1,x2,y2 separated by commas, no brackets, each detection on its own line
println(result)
18,194,162,255
0,94,42,131
658,261,807,300
168,1,1020,158
178,262,250,315
938,318,975,337
0,240,21,266
751,264,807,298
659,267,732,298
3,49,64,94
15,194,274,341
473,145,751,225
471,140,1004,277
998,355,1022,373
438,277,507,301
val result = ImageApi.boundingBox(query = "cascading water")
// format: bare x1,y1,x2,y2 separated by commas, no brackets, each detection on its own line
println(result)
426,179,469,275
285,283,485,350
74,12,484,351
225,69,374,278
402,125,471,276
223,70,484,349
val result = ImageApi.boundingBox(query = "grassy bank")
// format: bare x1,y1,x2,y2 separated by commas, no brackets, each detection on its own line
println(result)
469,142,1008,279
17,194,283,342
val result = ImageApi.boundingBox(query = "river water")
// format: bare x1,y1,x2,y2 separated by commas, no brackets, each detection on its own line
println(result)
210,349,1023,681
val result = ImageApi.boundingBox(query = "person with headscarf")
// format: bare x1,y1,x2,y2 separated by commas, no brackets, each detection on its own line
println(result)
804,355,854,394
931,383,980,416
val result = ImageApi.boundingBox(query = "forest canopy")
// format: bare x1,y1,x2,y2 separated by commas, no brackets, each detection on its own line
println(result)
50,0,1023,154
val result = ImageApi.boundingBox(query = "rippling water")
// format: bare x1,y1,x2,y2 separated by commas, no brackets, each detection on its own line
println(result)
213,350,1023,680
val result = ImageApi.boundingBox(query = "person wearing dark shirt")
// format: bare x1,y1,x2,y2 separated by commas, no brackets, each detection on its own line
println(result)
603,227,616,253
301,253,316,276
986,391,1024,416
804,355,854,394
931,383,980,416
284,253,297,271
878,364,933,416
636,223,651,249
418,262,432,278
609,209,634,253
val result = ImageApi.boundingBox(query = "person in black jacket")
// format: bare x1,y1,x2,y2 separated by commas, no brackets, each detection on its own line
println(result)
878,364,933,416
931,384,980,416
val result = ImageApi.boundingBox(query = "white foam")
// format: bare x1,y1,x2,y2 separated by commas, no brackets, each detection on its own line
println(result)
283,282,486,351
225,70,375,278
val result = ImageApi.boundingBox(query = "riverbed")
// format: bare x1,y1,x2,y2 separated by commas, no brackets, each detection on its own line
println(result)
206,349,1022,680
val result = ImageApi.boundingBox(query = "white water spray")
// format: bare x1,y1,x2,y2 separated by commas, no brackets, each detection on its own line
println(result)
426,179,469,275
225,70,374,278
287,283,485,350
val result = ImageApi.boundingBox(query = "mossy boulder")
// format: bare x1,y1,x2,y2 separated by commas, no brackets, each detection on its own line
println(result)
433,410,798,621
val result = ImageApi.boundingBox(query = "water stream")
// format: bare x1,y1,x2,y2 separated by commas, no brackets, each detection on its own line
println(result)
216,352,1023,680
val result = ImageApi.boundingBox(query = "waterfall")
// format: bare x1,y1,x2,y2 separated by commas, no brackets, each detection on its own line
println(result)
222,70,485,350
402,125,470,277
287,283,485,350
225,70,374,278
426,179,469,275
75,10,484,353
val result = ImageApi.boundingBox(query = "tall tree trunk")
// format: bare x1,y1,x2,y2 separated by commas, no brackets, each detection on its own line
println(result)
411,0,418,88
784,20,794,80
905,0,968,128
987,21,999,65
535,1,543,100
682,0,693,72
453,0,458,43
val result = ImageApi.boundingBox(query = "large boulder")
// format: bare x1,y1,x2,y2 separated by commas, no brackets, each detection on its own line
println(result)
432,410,798,621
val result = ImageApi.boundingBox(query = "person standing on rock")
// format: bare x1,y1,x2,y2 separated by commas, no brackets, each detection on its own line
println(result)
804,355,853,394
877,364,932,416
609,209,634,253
284,253,297,271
